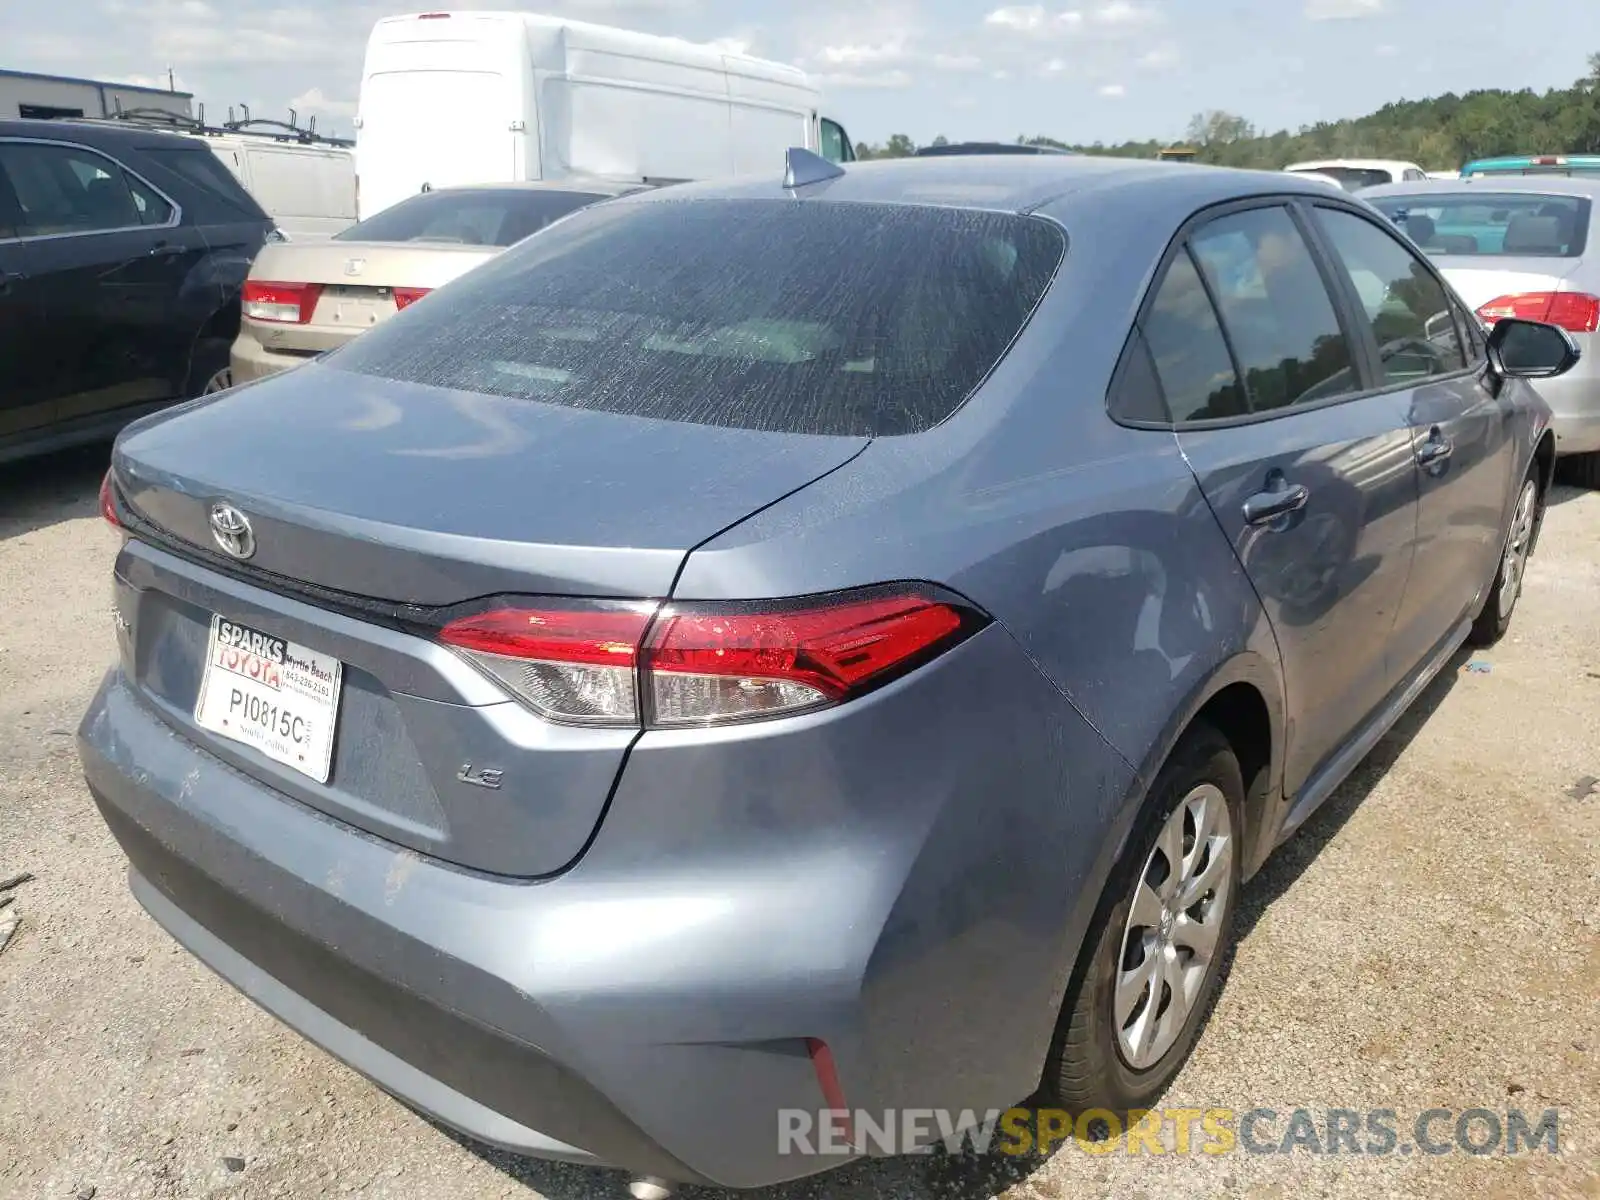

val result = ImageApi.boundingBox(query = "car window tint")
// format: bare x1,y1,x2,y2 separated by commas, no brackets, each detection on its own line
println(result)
1452,298,1485,361
137,147,266,219
1141,248,1247,422
332,198,1066,437
1189,207,1358,412
1106,327,1170,423
1315,207,1466,383
335,189,610,247
0,141,145,235
125,172,173,226
1366,192,1589,257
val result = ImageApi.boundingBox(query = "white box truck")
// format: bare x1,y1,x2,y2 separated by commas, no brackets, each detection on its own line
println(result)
354,10,854,219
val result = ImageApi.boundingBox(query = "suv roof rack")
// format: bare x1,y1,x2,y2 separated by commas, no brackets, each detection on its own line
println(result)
96,101,354,148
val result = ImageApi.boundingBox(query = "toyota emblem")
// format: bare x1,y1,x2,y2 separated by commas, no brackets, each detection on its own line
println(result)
208,502,256,560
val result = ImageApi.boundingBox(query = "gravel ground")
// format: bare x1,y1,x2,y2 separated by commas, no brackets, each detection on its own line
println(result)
1,445,1597,1200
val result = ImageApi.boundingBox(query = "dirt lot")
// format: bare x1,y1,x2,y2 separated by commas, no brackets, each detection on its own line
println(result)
1,446,1597,1200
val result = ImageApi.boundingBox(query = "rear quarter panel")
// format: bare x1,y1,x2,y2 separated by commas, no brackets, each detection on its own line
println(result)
674,181,1288,1020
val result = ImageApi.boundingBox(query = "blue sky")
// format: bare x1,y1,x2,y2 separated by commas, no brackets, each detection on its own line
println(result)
4,0,1599,149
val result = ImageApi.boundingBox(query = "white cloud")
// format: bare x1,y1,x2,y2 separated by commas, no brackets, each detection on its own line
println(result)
1091,1,1155,25
704,35,755,56
1138,42,1179,69
931,53,983,71
1374,42,1398,56
985,5,1047,30
289,86,356,119
114,71,192,94
815,68,914,89
1305,0,1384,18
1098,82,1126,96
816,40,909,66
983,5,1085,34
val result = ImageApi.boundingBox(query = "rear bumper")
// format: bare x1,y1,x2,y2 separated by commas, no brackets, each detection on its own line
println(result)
229,327,348,386
80,620,1137,1187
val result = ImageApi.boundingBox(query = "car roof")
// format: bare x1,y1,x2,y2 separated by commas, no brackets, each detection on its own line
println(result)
416,179,649,198
0,117,207,152
1285,158,1420,172
1361,176,1600,200
1463,154,1600,168
617,153,1350,218
912,142,1078,157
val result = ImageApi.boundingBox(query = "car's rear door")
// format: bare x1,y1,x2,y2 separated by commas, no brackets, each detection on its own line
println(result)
1146,200,1421,803
0,136,204,422
1306,202,1516,672
0,155,54,444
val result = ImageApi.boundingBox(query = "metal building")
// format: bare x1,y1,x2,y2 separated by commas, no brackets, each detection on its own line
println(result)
0,68,193,122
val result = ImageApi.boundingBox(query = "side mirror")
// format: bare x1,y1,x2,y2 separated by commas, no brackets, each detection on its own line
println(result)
1486,318,1581,379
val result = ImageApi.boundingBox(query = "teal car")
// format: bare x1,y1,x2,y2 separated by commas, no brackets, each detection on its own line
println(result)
1461,154,1600,179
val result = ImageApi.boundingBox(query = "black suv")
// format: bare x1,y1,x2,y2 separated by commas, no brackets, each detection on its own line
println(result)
0,119,274,462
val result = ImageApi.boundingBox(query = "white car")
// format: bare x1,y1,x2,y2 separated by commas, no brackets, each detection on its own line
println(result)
1284,158,1430,191
1363,175,1600,485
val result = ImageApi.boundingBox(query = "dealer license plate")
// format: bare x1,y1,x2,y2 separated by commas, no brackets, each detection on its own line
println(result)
194,616,343,783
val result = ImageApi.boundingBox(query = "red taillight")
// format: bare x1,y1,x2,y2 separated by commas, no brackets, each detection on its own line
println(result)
99,470,120,528
393,286,431,311
1477,292,1600,334
647,592,968,725
439,603,653,725
437,586,983,727
242,280,323,324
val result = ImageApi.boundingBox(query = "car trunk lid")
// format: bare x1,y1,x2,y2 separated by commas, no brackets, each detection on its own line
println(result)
1432,257,1584,311
108,363,867,877
245,240,501,345
114,360,867,603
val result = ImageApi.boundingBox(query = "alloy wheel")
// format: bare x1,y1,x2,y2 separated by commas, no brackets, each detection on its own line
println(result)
1497,480,1537,622
1114,783,1234,1070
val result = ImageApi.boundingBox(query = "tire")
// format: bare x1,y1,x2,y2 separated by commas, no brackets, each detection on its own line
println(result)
1469,471,1539,647
1044,722,1243,1114
1558,451,1600,490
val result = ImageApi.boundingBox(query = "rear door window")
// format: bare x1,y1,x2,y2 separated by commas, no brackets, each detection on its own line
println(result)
1188,206,1359,412
1313,206,1466,383
0,141,157,235
333,198,1066,437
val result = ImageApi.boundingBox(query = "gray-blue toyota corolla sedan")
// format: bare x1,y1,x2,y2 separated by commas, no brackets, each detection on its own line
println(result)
81,152,1578,1191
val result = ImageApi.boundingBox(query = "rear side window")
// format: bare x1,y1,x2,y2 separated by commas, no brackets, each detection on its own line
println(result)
335,188,609,247
333,199,1066,437
1141,250,1246,422
1313,207,1466,382
136,146,267,219
1189,207,1358,412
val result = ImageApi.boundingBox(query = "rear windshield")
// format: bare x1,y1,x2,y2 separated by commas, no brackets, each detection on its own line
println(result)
336,188,610,247
1367,192,1590,257
331,198,1066,437
1292,167,1392,192
135,146,267,219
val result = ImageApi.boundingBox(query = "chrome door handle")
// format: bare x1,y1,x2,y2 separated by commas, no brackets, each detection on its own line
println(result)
1243,481,1310,526
1416,427,1453,468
